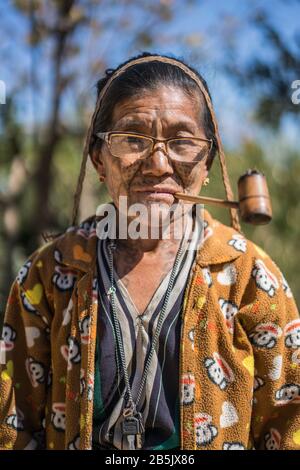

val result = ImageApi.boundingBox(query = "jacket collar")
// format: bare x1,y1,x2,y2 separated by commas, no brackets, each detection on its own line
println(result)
55,208,244,272
195,209,244,266
55,214,99,273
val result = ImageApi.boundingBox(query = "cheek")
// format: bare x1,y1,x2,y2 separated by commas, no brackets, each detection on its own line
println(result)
173,161,206,189
105,158,141,198
173,162,192,182
121,160,142,186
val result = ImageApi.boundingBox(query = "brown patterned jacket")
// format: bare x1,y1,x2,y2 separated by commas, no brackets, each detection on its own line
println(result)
0,210,299,450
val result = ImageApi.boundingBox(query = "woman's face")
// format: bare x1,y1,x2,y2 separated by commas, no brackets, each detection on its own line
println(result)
91,85,211,226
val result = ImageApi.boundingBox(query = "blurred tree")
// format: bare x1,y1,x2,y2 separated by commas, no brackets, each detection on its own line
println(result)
0,96,27,310
226,10,300,128
0,0,194,317
219,4,300,305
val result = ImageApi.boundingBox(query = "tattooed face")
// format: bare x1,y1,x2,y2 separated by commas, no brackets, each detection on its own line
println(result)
91,85,211,229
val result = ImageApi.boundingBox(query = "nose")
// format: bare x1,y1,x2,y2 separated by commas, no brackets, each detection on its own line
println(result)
141,144,174,177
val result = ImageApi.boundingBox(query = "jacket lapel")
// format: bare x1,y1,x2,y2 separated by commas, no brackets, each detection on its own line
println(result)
180,210,245,449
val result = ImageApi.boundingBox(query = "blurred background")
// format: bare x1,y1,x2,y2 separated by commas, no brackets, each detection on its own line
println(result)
0,0,299,322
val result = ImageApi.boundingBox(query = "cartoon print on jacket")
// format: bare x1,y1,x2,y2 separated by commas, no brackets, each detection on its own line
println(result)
87,374,94,402
21,292,38,315
268,355,283,381
217,263,237,286
253,376,265,392
220,401,239,428
79,316,91,345
275,383,300,405
228,234,247,253
60,336,81,370
202,220,213,245
77,220,97,239
202,267,212,287
251,259,279,297
52,266,77,291
281,273,292,298
25,357,45,388
204,352,234,390
223,442,245,450
80,369,86,397
194,413,218,447
21,292,37,314
181,373,195,405
5,408,25,431
284,320,300,349
54,249,63,264
68,435,80,450
25,327,40,348
16,261,32,285
292,349,300,366
249,323,282,349
188,329,195,351
218,299,238,334
1,324,17,351
51,403,66,432
91,277,98,303
264,428,281,450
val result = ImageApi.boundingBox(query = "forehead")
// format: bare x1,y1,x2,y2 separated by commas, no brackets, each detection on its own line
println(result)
110,85,202,128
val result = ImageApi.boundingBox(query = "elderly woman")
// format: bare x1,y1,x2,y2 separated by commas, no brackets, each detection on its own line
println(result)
0,53,299,451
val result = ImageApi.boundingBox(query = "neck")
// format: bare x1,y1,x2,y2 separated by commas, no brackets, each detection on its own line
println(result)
115,235,179,257
113,208,194,256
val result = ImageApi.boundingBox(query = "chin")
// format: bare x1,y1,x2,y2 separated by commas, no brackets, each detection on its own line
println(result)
137,201,188,234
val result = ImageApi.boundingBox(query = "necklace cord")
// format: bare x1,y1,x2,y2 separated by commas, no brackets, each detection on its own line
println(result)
107,237,185,415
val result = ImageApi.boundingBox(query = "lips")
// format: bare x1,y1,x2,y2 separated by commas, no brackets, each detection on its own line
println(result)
134,186,179,194
134,187,179,203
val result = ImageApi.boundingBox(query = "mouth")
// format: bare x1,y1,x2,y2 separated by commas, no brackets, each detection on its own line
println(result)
133,186,180,202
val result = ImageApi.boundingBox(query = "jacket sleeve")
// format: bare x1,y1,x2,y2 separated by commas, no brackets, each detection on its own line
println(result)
240,252,300,450
0,254,53,450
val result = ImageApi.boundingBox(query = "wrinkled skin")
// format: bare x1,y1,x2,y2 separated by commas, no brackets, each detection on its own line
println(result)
91,85,212,315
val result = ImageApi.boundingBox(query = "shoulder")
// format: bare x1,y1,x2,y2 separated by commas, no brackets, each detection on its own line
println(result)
198,213,299,334
13,215,99,308
200,210,292,299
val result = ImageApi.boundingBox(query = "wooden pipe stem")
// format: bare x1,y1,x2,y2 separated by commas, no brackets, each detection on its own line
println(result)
174,192,239,209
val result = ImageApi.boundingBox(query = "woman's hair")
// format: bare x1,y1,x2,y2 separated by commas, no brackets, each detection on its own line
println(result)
89,51,217,161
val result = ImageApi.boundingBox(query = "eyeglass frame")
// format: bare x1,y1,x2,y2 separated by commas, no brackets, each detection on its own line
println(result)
94,131,213,162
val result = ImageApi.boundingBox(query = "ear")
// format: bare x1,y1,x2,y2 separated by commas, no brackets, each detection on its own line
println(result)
90,148,106,179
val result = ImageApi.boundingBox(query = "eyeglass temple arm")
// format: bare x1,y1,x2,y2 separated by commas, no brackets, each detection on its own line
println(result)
95,132,109,142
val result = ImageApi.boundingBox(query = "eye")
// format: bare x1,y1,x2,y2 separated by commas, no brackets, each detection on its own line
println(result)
172,138,197,148
126,136,141,144
112,134,149,154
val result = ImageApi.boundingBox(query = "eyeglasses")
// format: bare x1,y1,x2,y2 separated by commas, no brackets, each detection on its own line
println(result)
95,131,212,163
